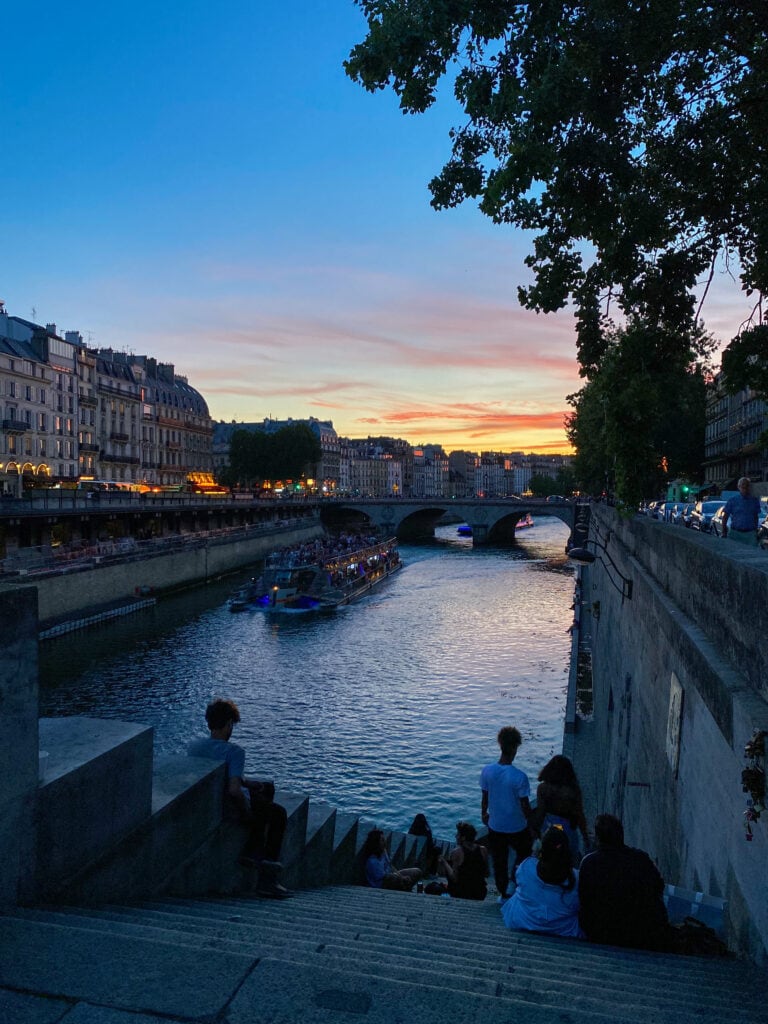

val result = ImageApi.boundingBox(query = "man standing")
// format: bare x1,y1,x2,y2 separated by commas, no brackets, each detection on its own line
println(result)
480,726,532,902
578,814,672,950
722,477,761,545
188,698,291,898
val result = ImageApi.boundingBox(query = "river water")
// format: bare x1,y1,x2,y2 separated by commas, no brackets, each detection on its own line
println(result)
39,519,575,838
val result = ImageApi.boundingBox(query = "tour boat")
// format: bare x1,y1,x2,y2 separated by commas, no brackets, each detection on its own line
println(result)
516,513,535,530
228,538,402,613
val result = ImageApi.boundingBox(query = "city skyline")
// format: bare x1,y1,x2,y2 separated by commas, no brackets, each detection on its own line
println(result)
3,3,747,453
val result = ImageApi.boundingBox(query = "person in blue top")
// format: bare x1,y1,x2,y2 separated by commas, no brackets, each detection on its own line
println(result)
361,828,422,890
501,825,583,938
722,477,760,545
188,698,291,898
480,726,533,902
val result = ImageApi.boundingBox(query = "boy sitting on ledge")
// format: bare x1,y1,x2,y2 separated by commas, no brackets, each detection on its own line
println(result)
188,698,292,899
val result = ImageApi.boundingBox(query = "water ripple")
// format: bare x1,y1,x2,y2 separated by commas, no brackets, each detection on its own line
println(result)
39,518,574,836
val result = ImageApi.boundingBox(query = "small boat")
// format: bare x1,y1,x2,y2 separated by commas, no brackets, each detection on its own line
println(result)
516,513,535,530
456,524,472,536
229,538,402,613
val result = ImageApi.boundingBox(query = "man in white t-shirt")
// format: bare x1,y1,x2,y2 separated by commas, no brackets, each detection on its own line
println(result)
480,726,533,902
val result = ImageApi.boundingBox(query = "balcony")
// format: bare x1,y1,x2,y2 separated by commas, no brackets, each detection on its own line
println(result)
110,432,130,442
79,389,98,407
79,442,100,453
3,418,29,434
100,452,141,465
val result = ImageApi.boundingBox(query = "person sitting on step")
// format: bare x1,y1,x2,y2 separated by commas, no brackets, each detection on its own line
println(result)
578,814,672,950
501,826,583,938
361,828,423,891
187,698,292,899
439,821,489,901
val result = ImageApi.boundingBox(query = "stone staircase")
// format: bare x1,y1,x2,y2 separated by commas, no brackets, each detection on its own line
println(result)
1,885,765,1024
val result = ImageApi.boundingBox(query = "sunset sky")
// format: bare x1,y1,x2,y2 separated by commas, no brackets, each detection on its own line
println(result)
3,3,747,453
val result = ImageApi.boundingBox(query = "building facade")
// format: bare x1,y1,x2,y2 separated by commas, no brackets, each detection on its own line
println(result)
0,306,213,492
703,375,768,492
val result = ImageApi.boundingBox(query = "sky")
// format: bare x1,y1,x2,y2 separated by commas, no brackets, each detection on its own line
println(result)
2,3,749,454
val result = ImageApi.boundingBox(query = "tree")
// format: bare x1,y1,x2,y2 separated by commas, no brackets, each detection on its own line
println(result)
346,2,765,501
223,425,321,489
566,320,708,506
346,2,768,346
528,473,556,497
721,325,768,400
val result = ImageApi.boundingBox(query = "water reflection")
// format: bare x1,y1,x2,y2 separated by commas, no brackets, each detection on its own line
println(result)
39,518,574,836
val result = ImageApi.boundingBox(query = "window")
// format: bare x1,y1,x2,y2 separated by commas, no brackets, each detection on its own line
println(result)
7,436,16,454
39,388,46,404
24,385,31,401
38,413,47,431
7,381,15,398
38,439,46,457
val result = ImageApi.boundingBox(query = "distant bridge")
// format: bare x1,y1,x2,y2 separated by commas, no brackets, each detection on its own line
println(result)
320,497,584,546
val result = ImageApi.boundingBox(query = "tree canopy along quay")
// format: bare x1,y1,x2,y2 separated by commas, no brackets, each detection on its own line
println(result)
346,1,768,505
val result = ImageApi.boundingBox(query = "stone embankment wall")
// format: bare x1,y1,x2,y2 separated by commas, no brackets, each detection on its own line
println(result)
13,521,324,629
582,505,767,960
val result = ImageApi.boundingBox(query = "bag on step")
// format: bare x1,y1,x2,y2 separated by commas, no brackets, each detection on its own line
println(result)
672,916,730,957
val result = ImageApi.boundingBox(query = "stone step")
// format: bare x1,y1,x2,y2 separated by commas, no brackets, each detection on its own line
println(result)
138,890,739,982
5,888,761,1022
0,914,738,1024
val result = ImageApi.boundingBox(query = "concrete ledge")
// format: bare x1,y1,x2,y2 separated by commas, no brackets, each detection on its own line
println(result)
36,717,153,891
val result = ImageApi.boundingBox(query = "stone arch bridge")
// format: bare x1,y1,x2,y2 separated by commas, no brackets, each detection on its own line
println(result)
320,498,585,546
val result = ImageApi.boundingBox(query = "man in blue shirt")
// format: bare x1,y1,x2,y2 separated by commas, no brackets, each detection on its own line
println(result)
480,726,533,902
188,698,291,897
722,478,760,545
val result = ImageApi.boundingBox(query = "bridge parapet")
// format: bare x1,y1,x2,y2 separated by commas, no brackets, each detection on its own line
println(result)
322,497,575,544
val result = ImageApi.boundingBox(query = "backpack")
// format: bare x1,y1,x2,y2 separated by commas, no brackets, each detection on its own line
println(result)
672,916,731,957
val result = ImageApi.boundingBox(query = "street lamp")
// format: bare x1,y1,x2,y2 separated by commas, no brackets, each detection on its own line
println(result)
568,538,633,603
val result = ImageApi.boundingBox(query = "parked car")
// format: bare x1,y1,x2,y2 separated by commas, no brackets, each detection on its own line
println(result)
758,513,768,550
656,501,680,522
546,494,565,503
690,500,725,533
710,506,729,538
672,502,694,526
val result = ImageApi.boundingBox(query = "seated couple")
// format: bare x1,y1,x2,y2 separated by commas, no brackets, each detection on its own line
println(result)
363,821,489,901
502,814,672,950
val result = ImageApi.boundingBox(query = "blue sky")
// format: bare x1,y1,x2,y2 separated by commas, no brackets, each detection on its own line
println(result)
2,2,745,451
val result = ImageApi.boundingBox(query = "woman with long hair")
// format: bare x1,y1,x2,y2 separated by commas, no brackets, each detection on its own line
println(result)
501,826,583,937
533,754,589,865
438,821,489,901
361,828,422,891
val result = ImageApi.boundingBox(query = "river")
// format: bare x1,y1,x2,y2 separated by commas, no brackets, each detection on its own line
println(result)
39,519,575,838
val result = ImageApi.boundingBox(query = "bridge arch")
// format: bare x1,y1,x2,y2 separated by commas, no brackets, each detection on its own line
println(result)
319,498,577,546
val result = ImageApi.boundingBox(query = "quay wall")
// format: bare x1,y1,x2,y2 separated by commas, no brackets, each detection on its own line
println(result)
11,522,324,630
583,505,768,961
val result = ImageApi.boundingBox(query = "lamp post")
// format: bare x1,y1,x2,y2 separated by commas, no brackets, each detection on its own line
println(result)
567,538,633,603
